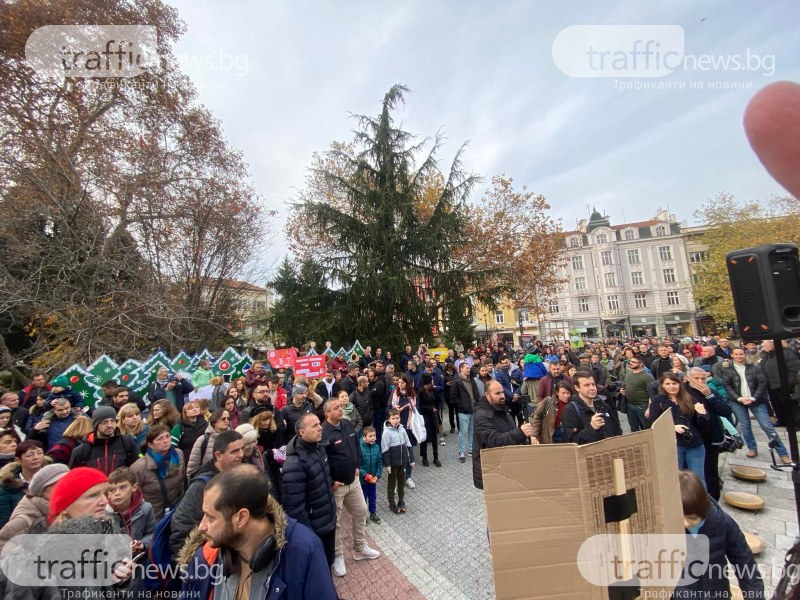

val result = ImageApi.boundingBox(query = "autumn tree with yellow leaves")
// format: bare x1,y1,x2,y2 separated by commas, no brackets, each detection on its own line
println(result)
693,193,800,324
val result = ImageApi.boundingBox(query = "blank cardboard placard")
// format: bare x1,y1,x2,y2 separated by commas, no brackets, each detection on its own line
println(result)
481,411,683,600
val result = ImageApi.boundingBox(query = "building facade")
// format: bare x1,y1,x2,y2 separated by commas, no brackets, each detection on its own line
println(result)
540,210,698,341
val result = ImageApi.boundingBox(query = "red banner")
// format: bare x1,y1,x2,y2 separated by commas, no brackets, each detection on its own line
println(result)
268,348,298,369
293,355,327,379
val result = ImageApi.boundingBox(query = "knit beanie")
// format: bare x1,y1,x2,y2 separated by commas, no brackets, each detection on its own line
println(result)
48,467,108,523
91,406,117,430
29,463,69,497
235,423,258,444
50,375,70,390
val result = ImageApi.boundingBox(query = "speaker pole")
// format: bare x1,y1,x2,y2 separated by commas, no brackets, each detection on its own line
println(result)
773,339,800,524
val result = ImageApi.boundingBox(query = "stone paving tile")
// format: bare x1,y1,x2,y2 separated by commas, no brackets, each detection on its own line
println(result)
328,419,798,598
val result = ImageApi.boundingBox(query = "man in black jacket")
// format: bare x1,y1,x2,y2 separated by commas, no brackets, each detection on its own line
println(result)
562,371,621,445
649,344,674,381
69,406,138,474
282,413,337,568
472,380,532,490
315,369,341,401
368,368,387,441
322,399,379,578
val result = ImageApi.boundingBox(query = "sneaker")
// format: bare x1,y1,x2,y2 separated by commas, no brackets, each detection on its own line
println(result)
440,439,446,446
406,478,416,489
332,555,346,577
397,500,406,513
467,451,473,457
433,459,441,467
353,544,381,561
389,501,399,514
450,427,455,434
422,458,429,467
746,450,758,458
781,455,793,465
459,453,465,463
370,512,381,524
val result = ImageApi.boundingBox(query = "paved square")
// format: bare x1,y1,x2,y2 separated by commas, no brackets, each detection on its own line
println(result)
332,423,798,599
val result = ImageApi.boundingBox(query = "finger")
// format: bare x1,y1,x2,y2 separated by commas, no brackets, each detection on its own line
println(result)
744,81,800,198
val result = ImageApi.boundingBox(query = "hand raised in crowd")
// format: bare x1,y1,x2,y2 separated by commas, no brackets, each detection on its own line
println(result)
693,402,707,415
590,413,605,430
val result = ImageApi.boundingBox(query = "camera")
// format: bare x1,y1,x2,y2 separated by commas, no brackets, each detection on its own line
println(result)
681,430,694,443
592,400,609,419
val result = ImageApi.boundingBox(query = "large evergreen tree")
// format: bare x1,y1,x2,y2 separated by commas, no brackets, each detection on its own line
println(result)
287,85,503,348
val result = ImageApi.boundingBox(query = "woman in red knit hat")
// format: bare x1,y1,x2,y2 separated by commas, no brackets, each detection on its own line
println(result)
47,466,109,524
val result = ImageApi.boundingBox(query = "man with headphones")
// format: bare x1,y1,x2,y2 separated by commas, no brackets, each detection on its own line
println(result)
181,464,337,599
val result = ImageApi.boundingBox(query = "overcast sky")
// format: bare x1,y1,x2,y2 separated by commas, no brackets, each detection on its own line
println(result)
166,1,799,270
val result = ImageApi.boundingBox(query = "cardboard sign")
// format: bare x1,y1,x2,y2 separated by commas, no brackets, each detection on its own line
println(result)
481,411,682,599
268,348,297,369
293,355,327,378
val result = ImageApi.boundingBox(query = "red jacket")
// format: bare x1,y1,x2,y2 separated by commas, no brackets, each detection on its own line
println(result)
19,384,51,409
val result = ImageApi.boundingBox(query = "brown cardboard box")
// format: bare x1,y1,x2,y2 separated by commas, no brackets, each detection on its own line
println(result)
481,410,684,600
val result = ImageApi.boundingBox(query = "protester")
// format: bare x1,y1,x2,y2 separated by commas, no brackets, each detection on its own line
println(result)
180,464,338,599
530,381,575,444
0,439,47,528
129,425,185,519
472,381,533,490
69,406,138,474
381,409,413,514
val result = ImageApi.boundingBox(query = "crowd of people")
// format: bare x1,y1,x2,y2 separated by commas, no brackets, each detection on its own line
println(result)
0,334,793,597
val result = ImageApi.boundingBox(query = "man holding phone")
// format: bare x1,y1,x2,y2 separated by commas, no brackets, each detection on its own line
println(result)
562,371,622,445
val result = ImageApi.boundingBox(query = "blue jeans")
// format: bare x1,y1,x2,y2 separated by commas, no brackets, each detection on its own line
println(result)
626,403,651,432
458,413,473,455
362,481,377,514
730,401,788,456
677,444,706,488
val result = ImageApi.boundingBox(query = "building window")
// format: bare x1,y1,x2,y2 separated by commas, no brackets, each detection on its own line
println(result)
607,295,620,310
571,255,584,270
548,301,559,314
518,308,530,323
574,276,586,292
656,225,666,236
691,273,700,285
601,250,613,266
578,298,589,312
604,272,616,287
627,249,640,264
634,293,647,308
570,237,580,248
631,271,644,285
624,229,634,240
596,233,607,244
689,251,708,263
659,245,673,260
495,310,504,324
667,291,680,306
663,268,676,283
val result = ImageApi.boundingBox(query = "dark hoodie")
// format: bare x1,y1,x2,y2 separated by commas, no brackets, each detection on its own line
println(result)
281,435,335,536
69,428,138,474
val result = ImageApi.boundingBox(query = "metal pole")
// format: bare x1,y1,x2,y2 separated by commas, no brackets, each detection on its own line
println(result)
774,339,800,524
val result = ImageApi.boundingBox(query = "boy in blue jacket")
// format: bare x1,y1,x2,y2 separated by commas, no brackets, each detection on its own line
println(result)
359,425,383,524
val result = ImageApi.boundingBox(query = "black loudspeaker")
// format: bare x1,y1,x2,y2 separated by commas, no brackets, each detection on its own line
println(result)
726,243,800,341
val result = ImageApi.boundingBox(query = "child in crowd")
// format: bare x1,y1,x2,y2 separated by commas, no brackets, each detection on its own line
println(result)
359,426,383,523
106,467,156,555
673,470,763,599
381,409,413,514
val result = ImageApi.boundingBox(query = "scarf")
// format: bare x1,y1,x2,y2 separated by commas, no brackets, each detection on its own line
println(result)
391,391,415,411
117,488,143,532
342,401,356,419
148,446,181,479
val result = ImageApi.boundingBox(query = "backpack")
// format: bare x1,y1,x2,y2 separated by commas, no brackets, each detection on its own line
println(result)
145,472,213,591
